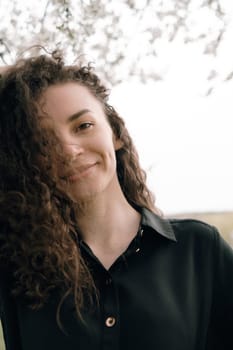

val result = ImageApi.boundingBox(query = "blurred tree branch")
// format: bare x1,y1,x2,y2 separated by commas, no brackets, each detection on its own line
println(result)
0,0,232,92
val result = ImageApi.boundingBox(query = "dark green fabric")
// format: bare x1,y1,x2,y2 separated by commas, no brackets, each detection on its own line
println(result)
1,208,233,349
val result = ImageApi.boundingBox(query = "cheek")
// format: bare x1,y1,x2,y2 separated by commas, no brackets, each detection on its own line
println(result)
92,130,115,153
35,144,65,181
103,140,118,162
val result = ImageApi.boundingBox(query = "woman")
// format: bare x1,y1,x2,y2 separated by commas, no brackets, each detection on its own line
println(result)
0,52,233,350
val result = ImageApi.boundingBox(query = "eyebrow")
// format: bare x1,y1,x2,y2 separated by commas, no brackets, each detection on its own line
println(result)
67,109,91,123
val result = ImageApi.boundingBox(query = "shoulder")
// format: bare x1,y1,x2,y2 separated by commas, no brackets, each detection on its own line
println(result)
167,216,233,264
168,217,219,242
141,208,219,246
141,208,233,260
165,217,223,261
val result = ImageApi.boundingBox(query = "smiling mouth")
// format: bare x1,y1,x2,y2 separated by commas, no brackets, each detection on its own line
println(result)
61,163,97,182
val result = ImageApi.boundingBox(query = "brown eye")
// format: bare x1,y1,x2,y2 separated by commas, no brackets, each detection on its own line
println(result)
73,122,93,133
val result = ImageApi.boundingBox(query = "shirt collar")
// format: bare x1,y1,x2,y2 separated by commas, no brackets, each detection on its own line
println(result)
140,207,177,242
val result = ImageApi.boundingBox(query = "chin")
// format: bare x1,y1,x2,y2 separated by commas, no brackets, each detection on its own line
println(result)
69,187,102,203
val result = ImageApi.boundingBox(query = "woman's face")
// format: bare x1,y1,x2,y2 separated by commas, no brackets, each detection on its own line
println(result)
39,82,122,202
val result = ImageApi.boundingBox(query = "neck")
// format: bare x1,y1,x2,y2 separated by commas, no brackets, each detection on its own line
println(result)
74,191,141,250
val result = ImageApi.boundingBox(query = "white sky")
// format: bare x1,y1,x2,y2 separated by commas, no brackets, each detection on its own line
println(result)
110,41,233,215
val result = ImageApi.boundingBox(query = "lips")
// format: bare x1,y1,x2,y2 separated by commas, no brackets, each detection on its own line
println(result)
61,162,97,182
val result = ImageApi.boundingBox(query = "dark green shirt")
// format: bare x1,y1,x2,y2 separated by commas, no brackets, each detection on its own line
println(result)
1,208,233,349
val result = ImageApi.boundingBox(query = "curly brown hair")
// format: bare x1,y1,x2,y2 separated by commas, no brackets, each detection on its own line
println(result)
0,51,158,326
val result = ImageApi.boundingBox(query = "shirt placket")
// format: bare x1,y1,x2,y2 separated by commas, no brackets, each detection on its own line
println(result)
79,227,144,350
101,270,120,350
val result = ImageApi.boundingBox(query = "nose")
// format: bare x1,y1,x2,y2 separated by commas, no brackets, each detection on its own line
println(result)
61,142,84,160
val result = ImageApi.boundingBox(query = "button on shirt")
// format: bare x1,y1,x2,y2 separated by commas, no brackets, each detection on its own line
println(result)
1,208,233,350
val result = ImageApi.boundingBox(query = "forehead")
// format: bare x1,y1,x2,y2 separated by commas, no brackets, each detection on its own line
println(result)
40,82,104,119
